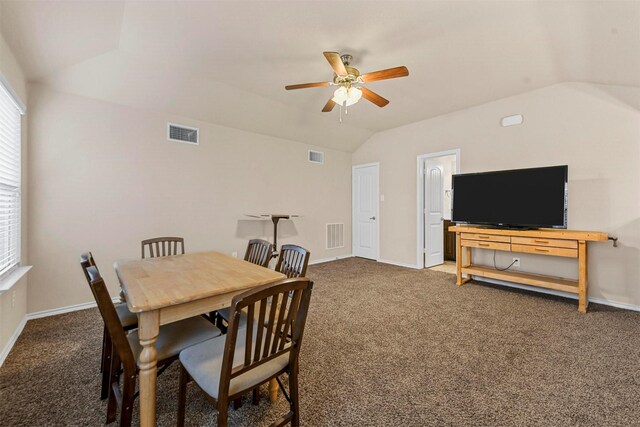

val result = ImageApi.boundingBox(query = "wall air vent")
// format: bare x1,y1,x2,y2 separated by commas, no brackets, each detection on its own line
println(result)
326,223,344,249
308,150,324,164
168,123,199,145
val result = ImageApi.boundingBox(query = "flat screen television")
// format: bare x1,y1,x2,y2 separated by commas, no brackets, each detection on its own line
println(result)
451,165,568,229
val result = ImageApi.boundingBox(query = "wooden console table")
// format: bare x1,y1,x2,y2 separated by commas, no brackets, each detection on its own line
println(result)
449,226,608,313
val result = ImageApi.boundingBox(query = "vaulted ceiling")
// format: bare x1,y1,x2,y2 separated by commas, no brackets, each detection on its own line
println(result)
1,1,639,152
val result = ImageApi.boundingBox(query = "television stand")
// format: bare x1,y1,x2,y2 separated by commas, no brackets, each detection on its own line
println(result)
449,225,609,313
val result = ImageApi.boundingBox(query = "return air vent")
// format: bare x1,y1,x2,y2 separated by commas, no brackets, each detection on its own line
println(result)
326,223,344,249
168,123,199,145
308,150,324,164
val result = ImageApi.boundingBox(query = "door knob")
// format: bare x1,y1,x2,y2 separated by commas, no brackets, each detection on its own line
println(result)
370,216,376,220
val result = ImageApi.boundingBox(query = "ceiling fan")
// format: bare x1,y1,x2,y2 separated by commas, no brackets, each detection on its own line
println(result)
285,52,409,113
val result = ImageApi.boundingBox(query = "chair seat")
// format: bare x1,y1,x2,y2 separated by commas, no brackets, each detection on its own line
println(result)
115,303,138,329
128,316,221,364
180,328,290,399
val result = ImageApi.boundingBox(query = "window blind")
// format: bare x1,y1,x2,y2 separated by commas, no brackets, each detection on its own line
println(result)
0,81,22,278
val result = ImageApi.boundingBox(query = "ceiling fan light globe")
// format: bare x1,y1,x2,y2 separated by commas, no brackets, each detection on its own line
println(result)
331,87,362,106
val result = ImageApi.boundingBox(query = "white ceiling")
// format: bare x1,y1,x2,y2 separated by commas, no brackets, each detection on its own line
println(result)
1,0,639,152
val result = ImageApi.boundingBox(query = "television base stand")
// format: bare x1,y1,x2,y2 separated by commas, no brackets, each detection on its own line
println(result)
449,226,608,313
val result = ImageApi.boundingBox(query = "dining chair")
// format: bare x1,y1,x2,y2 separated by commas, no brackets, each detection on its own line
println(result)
82,263,222,427
141,236,185,259
215,239,274,331
80,252,138,400
244,238,274,268
177,277,314,427
274,244,310,279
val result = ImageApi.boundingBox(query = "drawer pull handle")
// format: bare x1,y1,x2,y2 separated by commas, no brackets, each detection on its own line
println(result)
478,235,490,239
534,240,549,244
478,243,490,247
535,248,549,252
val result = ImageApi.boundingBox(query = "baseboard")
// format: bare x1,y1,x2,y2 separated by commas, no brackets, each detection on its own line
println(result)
377,258,421,269
26,297,121,320
473,276,640,312
309,254,353,265
0,315,27,368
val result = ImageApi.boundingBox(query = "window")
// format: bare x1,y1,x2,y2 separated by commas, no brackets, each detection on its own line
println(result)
0,77,24,278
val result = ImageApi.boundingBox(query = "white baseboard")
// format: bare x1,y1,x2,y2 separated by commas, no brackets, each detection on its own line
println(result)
309,254,353,265
473,276,640,312
26,297,121,320
377,258,421,269
0,315,26,368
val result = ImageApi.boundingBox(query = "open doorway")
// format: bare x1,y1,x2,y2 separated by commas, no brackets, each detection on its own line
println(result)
416,149,460,269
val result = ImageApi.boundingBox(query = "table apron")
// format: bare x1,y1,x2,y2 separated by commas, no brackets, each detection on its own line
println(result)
153,290,245,326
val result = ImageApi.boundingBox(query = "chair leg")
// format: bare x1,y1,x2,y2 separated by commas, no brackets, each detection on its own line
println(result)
100,325,107,372
101,327,112,400
215,313,227,334
289,368,300,427
233,397,242,410
106,345,119,424
217,399,229,427
252,387,260,405
120,366,136,427
177,364,190,427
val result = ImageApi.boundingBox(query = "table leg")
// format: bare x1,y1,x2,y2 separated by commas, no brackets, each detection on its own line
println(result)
578,241,588,313
456,232,463,285
138,311,160,427
269,378,278,402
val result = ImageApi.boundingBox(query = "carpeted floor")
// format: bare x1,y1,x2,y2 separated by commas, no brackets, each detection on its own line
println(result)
1,257,640,426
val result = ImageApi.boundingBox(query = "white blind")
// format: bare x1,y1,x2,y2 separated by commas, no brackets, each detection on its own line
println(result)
0,81,22,277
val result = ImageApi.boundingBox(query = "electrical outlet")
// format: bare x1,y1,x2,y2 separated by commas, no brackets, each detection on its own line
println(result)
11,290,16,308
512,257,521,268
231,251,238,258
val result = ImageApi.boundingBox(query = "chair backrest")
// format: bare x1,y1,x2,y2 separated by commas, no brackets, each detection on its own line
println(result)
219,277,313,399
141,237,185,259
244,239,273,268
275,244,310,278
79,255,136,372
79,252,98,282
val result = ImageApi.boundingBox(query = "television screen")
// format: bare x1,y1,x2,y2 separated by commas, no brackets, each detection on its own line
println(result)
452,165,568,229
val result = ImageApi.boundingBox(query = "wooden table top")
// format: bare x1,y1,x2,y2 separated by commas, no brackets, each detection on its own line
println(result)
114,251,286,313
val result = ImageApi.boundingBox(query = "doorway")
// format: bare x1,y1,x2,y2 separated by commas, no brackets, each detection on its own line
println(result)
416,150,460,268
352,163,379,260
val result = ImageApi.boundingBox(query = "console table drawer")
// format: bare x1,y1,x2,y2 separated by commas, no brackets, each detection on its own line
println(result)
512,244,578,258
461,239,511,251
511,236,578,249
461,233,511,243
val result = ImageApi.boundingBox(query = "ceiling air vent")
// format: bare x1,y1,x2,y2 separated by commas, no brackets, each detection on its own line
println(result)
308,150,324,164
168,123,199,145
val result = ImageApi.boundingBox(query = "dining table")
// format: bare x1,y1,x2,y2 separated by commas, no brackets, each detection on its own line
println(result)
114,251,287,427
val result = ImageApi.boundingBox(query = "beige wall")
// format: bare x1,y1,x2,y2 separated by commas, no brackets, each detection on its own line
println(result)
353,82,640,307
27,85,352,313
0,32,28,357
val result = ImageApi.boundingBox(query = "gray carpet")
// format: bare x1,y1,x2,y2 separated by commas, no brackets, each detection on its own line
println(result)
1,257,640,426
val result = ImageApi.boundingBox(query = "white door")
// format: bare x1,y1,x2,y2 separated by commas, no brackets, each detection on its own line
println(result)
353,164,379,260
424,160,444,267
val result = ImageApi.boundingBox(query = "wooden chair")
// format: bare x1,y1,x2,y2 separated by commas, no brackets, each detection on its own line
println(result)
80,252,138,400
275,244,310,278
215,240,274,331
141,236,185,259
177,277,314,427
244,239,274,268
82,263,222,427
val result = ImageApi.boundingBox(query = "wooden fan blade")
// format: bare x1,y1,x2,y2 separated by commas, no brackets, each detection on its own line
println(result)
361,66,409,83
322,98,336,112
323,52,348,77
360,87,390,107
285,81,330,90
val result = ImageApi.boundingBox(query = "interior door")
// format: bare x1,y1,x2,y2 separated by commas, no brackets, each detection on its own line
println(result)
424,159,444,267
353,164,379,260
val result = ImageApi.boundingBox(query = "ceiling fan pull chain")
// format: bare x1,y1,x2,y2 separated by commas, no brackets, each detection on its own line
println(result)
339,104,343,123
